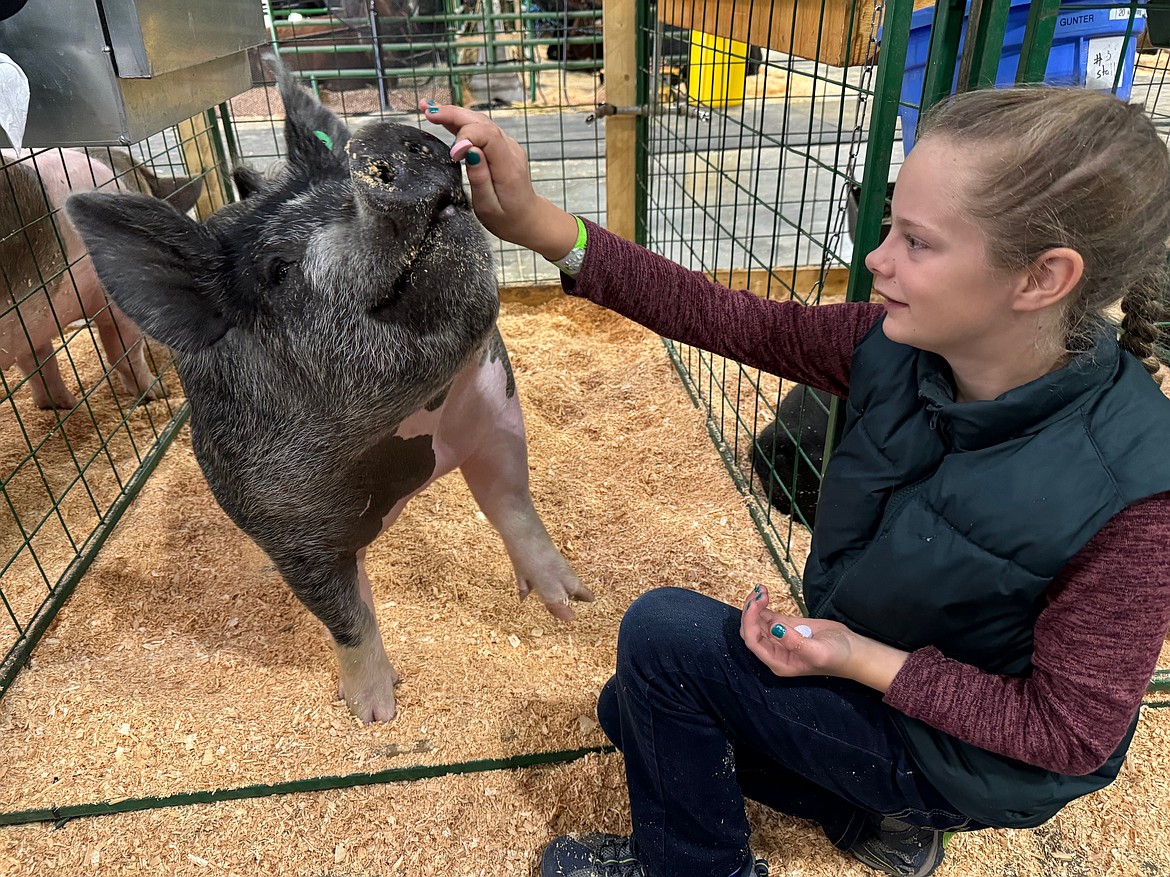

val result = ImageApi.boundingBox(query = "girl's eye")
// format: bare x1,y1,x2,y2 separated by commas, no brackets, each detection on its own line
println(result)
904,235,927,251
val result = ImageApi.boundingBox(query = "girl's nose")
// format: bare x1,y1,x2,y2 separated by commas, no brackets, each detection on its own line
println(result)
865,237,892,277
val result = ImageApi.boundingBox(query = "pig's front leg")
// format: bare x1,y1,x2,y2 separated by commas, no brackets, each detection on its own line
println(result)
277,550,398,722
459,407,594,620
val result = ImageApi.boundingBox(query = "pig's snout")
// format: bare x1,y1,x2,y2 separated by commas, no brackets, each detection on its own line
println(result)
346,123,461,220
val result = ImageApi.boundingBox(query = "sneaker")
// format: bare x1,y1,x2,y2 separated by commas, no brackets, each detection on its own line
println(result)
539,832,770,877
847,817,946,877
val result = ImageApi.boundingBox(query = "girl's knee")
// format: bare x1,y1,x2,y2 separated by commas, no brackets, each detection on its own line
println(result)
616,586,735,674
596,675,622,748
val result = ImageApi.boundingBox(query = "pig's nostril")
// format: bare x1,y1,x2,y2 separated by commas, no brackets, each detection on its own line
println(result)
439,205,456,220
351,155,398,191
371,160,395,185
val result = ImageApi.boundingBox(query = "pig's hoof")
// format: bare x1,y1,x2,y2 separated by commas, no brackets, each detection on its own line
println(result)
31,385,78,410
143,379,169,401
339,683,398,723
522,561,595,622
120,374,168,402
338,669,400,724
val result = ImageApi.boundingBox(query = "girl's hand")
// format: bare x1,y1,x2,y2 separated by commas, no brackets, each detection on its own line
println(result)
740,584,856,677
740,585,909,692
417,100,579,261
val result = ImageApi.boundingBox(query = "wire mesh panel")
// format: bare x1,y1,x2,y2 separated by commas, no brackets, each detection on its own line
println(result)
230,0,610,287
640,0,904,600
639,0,1159,602
0,122,230,694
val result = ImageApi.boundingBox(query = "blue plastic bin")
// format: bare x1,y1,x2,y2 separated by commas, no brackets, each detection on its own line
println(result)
899,1,1147,151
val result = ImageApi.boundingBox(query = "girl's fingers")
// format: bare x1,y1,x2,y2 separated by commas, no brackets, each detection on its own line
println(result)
450,139,474,162
418,102,518,169
740,590,818,675
418,100,495,133
461,149,502,217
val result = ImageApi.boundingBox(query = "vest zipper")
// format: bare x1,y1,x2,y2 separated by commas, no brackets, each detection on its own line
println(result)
878,477,929,532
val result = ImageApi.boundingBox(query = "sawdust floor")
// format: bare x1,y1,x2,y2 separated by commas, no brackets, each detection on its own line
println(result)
2,296,1170,876
228,69,605,123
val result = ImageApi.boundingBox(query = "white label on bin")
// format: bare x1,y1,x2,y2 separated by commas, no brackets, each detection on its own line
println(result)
1087,36,1125,90
1109,7,1145,20
0,53,29,153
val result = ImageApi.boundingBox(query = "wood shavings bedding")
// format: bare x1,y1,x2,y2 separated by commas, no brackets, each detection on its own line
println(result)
1,295,1168,876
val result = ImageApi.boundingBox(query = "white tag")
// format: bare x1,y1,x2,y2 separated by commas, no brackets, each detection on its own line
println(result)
1109,7,1145,20
1086,36,1125,90
0,53,30,152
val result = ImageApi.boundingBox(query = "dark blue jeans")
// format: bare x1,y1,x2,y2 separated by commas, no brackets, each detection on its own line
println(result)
597,587,974,877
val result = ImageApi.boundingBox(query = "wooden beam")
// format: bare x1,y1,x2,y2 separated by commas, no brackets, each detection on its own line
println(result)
500,283,565,305
706,266,851,302
603,0,637,241
659,0,934,68
177,113,227,221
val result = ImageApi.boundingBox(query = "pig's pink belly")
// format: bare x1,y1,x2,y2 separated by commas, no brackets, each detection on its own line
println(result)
374,346,518,532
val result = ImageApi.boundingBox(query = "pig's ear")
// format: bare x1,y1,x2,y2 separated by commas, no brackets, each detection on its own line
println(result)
65,192,232,354
271,53,350,176
149,173,204,215
232,166,266,200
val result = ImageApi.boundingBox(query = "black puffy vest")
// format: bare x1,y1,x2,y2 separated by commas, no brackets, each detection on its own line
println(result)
803,319,1170,827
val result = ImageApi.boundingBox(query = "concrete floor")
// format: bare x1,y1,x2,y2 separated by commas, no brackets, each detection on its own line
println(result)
136,52,1170,290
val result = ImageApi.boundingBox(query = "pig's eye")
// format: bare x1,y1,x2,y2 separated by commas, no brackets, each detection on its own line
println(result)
266,259,295,286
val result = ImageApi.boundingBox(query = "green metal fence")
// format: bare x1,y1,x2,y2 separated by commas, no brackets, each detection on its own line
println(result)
640,0,910,602
0,121,232,696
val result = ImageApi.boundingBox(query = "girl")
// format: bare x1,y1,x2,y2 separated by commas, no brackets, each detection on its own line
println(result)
420,87,1170,877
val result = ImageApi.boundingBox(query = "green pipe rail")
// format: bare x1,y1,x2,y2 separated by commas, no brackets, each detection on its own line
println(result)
0,745,615,828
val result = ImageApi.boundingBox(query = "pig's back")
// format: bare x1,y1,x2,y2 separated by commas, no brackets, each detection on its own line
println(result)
0,157,59,306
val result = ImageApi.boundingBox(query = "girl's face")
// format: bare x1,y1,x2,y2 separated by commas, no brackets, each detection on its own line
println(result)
864,138,1029,362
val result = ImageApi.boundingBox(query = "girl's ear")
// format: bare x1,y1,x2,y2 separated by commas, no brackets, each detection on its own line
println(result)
1016,248,1085,313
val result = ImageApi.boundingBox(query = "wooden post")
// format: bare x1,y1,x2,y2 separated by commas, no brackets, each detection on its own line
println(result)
603,0,637,241
177,112,228,221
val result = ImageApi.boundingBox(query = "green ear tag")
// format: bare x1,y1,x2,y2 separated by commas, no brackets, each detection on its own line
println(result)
313,130,334,151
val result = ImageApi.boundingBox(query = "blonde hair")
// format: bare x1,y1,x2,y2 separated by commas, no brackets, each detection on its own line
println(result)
917,86,1170,380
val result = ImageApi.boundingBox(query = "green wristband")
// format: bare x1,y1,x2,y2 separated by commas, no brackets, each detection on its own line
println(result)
551,215,588,277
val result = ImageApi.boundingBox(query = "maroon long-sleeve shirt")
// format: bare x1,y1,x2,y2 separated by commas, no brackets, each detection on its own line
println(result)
564,220,1170,776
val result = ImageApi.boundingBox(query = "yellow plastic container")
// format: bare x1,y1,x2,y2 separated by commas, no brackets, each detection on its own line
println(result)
687,31,748,108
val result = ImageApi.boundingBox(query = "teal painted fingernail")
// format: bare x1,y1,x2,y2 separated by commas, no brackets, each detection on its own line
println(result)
426,98,437,106
753,592,763,601
771,623,786,639
466,151,481,166
427,106,440,113
753,585,761,594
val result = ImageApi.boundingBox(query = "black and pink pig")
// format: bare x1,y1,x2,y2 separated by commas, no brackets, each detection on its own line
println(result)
65,63,593,722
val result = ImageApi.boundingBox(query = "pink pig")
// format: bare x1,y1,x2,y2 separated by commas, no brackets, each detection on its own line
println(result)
0,148,198,409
